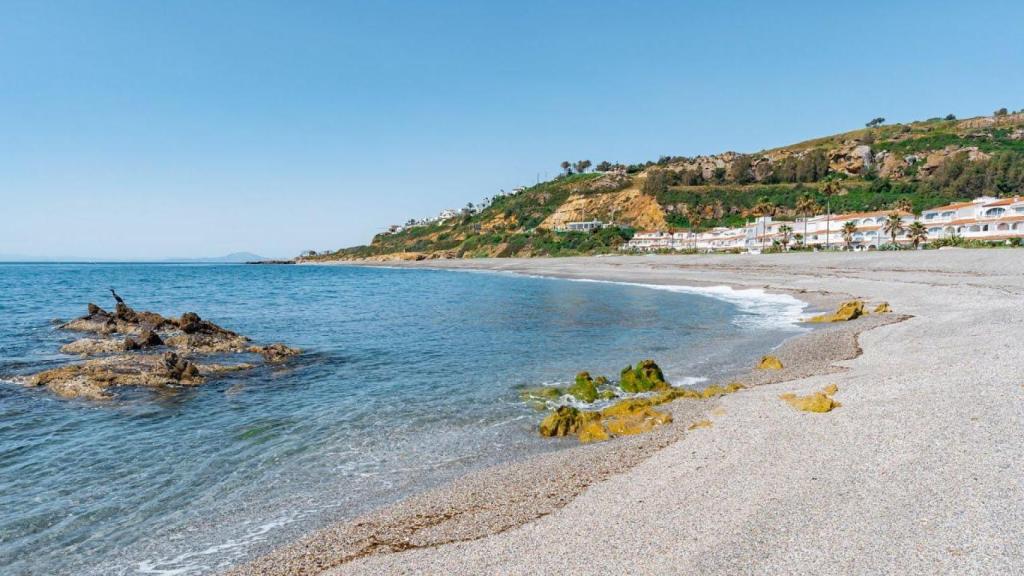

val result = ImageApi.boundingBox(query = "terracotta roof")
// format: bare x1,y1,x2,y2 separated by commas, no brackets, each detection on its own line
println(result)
982,197,1022,207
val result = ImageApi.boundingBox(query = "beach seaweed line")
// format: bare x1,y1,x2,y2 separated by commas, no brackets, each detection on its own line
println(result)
225,298,913,576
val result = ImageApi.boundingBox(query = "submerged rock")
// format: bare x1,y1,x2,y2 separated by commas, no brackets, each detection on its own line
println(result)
780,384,841,413
250,343,302,363
618,360,670,393
25,353,205,400
807,300,865,323
757,355,784,370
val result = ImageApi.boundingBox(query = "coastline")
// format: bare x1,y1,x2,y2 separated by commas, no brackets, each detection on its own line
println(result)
227,254,909,576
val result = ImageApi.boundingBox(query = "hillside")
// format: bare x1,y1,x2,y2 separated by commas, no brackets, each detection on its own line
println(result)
303,111,1024,262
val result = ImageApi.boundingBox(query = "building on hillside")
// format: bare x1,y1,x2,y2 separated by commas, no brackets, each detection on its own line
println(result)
558,220,607,233
438,208,459,221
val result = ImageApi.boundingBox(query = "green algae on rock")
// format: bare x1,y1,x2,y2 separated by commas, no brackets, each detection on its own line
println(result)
567,371,600,403
619,359,670,393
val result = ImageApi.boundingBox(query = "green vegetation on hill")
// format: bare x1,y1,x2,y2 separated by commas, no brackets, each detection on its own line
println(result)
303,111,1024,261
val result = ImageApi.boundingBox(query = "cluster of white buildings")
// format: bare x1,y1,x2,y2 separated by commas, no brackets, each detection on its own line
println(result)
381,188,529,236
624,196,1024,253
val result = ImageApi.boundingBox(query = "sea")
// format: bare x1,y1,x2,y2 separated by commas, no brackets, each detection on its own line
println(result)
0,263,807,575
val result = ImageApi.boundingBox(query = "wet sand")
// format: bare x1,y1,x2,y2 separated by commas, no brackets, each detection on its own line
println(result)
233,250,1024,575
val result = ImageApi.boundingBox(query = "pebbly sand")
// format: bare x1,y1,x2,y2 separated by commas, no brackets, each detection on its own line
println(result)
231,250,1024,575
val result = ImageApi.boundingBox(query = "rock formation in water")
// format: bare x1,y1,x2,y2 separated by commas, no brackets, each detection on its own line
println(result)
19,295,300,400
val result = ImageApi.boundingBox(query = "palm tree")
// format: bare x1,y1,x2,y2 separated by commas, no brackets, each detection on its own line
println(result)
560,161,572,175
689,211,703,250
752,198,776,251
778,224,793,251
822,178,842,249
795,194,819,247
841,221,858,251
794,233,804,248
893,197,913,213
908,221,928,249
883,212,906,246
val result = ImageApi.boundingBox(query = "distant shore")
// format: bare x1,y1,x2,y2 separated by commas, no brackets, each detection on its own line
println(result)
227,251,1024,576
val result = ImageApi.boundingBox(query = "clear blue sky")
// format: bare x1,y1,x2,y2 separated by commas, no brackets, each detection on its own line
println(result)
2,0,1022,259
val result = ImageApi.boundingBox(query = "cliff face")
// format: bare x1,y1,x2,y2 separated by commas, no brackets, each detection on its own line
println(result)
540,188,667,231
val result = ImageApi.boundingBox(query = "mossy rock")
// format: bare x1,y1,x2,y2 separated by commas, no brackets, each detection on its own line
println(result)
578,421,610,443
594,375,609,385
519,386,563,402
619,359,669,393
757,355,784,370
538,406,600,437
598,389,619,401
600,399,672,436
567,371,599,403
807,300,865,323
873,302,892,314
779,384,841,413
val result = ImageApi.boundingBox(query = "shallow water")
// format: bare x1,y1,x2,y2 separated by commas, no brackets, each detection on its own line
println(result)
0,263,805,575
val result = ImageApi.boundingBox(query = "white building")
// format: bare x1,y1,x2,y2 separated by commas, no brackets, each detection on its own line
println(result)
623,195,1024,254
558,220,606,233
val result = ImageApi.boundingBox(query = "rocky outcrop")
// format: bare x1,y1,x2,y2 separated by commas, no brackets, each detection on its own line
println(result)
618,360,669,393
780,384,841,413
807,300,865,323
537,360,746,443
567,371,599,403
19,295,300,400
540,188,667,231
829,143,873,175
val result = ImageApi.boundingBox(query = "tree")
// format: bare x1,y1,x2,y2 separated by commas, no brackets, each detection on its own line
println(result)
560,161,572,175
995,107,1009,117
892,197,913,213
596,160,612,172
944,114,957,121
795,194,819,246
794,233,804,248
865,117,886,128
575,159,592,173
752,197,776,251
908,221,928,249
883,212,906,245
841,221,858,251
642,169,669,196
728,155,755,184
688,209,703,250
822,177,843,249
778,224,793,250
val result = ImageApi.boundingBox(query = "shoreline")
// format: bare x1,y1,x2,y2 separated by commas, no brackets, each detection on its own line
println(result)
227,256,905,576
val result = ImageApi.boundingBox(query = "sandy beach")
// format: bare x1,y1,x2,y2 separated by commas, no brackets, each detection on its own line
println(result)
235,250,1024,575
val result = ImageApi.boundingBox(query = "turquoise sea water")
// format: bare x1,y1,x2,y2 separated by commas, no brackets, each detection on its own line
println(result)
0,263,805,575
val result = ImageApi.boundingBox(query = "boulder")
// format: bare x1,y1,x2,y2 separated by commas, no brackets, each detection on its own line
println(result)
567,371,599,403
251,343,301,363
619,360,670,393
757,355,784,370
873,302,892,314
780,384,841,413
807,300,865,323
538,406,600,438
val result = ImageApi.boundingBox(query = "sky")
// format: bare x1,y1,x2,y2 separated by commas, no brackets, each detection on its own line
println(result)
2,0,1022,260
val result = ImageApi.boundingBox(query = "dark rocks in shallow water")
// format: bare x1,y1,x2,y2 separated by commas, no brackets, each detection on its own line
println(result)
19,294,301,401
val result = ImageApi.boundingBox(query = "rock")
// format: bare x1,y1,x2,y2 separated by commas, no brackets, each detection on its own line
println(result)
577,421,610,443
87,303,101,315
807,300,865,323
780,384,841,413
178,312,203,334
567,371,599,403
757,355,784,370
600,399,672,436
873,302,892,314
538,406,600,438
619,360,669,393
60,338,126,356
25,353,206,400
688,419,713,430
250,343,301,363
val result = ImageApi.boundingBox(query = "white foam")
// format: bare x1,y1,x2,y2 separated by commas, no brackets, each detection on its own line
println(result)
563,278,808,331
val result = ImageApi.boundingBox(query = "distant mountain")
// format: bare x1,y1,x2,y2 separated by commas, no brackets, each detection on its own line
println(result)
166,252,268,263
